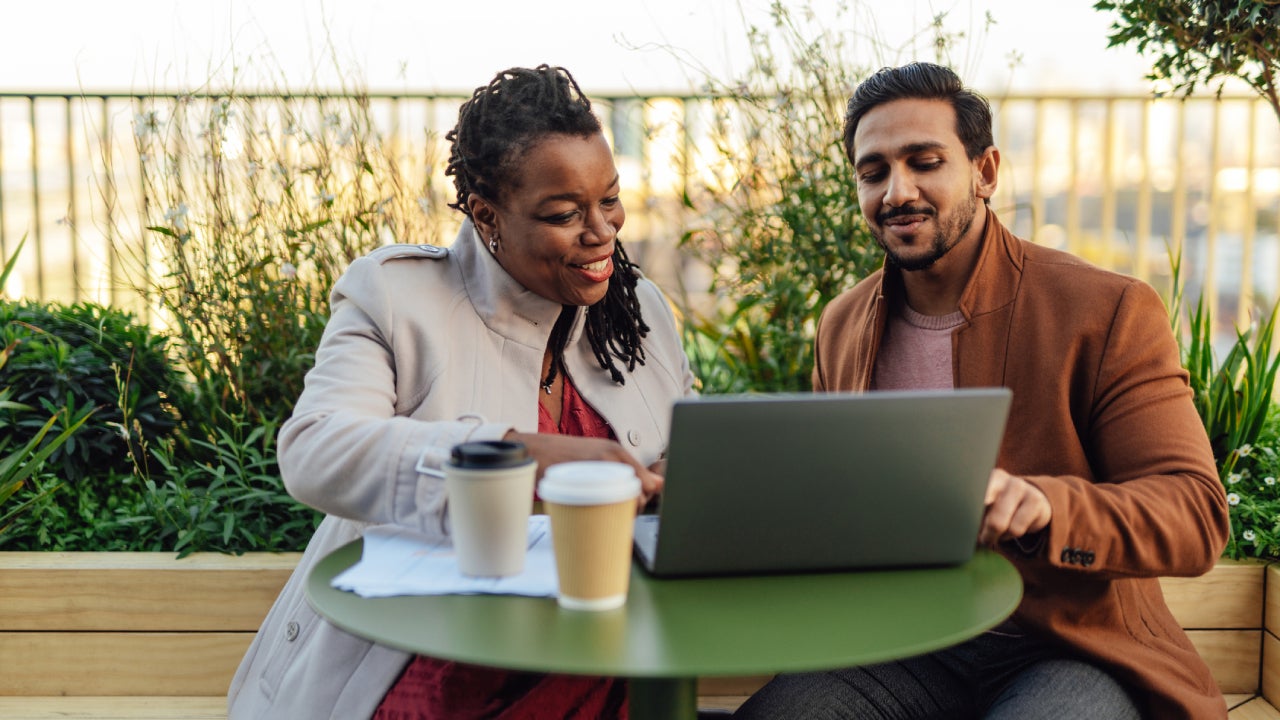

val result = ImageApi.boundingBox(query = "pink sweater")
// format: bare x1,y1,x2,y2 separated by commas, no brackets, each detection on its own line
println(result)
871,302,965,390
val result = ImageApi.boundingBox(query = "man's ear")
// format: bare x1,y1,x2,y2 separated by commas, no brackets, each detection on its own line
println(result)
975,145,1000,201
468,195,500,239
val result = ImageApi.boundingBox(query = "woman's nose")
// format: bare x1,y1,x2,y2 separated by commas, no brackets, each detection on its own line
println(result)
583,209,616,245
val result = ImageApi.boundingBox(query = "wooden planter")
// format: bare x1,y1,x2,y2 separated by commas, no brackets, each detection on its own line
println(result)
0,554,1276,718
0,550,298,716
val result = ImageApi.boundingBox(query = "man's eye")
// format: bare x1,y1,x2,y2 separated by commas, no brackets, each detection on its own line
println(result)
858,171,885,183
601,195,621,208
913,159,943,171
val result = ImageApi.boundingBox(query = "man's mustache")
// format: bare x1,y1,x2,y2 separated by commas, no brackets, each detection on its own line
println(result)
876,205,936,224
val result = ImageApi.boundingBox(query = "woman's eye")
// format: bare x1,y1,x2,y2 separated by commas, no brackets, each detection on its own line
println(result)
601,195,621,208
542,211,577,224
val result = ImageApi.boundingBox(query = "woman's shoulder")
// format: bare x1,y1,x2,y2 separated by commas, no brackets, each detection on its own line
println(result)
338,244,457,294
349,243,453,278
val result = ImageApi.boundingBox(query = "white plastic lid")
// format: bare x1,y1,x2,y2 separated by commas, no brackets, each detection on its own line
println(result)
538,461,641,505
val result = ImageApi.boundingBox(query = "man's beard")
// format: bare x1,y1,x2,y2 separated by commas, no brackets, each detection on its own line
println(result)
874,193,977,272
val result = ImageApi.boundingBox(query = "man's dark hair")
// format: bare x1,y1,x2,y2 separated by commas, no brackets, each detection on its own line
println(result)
843,62,993,162
445,64,648,388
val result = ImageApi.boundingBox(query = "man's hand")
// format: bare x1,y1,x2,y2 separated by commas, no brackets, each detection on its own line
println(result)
506,432,664,508
979,468,1052,546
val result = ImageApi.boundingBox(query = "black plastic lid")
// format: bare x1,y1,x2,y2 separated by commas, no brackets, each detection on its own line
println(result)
449,440,531,469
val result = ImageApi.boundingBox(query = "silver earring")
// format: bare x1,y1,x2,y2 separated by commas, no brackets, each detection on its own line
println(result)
488,234,499,253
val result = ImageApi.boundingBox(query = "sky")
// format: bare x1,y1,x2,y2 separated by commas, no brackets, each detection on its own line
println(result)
2,0,1165,95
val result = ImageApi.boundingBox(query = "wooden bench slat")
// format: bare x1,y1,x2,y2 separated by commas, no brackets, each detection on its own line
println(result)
1263,631,1280,706
1230,696,1280,720
1185,629,1263,695
0,697,227,720
1161,561,1266,629
0,632,253,696
1267,567,1280,637
0,553,298,632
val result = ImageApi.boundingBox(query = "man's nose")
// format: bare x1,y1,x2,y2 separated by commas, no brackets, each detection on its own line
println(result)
884,170,919,207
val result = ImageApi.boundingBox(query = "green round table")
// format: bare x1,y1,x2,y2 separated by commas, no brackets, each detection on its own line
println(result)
307,540,1022,719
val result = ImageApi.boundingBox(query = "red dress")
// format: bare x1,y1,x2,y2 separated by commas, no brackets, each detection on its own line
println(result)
373,379,628,720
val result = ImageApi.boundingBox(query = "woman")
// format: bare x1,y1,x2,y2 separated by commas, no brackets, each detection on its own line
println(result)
227,65,695,719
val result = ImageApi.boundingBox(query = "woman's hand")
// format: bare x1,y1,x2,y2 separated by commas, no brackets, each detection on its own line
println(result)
506,432,664,508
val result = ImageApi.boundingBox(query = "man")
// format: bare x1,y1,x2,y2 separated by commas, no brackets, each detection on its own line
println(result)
734,63,1229,719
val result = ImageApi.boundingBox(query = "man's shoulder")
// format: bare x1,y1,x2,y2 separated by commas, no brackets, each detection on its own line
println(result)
1018,239,1146,296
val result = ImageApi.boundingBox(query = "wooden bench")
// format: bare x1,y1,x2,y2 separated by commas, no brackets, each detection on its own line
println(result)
0,552,298,719
0,554,1277,718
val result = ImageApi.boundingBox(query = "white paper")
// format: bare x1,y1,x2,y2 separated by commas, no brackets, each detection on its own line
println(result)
331,515,559,598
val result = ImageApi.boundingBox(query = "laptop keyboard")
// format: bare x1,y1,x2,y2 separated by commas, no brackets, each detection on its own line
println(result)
633,515,660,567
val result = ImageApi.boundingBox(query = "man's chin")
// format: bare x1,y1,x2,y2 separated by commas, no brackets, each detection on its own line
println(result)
885,250,943,272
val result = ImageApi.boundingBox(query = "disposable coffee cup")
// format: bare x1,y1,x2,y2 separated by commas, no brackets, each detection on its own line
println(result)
444,440,537,577
538,461,641,611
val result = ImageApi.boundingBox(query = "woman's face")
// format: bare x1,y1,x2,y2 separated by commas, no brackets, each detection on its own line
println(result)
470,132,625,307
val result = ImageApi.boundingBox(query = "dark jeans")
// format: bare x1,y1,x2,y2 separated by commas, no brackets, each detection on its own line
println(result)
731,621,1142,720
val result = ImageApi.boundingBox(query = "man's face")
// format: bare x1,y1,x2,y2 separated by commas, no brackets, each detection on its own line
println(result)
851,98,995,272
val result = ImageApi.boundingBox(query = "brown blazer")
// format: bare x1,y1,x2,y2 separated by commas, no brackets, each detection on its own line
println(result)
813,208,1230,719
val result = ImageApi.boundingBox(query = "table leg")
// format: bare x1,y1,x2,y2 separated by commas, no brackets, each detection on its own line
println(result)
629,676,698,720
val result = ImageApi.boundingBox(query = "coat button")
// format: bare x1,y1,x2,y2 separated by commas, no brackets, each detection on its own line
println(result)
286,621,300,641
627,430,641,446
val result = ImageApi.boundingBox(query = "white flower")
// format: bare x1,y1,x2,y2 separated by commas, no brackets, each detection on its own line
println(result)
1239,444,1254,456
280,262,297,280
1228,473,1243,485
1266,477,1276,486
1244,530,1257,542
1227,493,1241,506
133,110,160,138
164,203,189,232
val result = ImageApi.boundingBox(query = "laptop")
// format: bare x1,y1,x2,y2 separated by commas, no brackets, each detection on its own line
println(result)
633,387,1012,577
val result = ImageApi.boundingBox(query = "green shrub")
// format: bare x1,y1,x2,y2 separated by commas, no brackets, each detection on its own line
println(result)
0,299,188,484
116,418,322,556
1167,250,1280,559
1221,405,1280,559
0,401,92,544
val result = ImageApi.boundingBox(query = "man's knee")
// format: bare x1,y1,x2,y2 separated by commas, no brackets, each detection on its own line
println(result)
732,658,971,720
987,659,1141,720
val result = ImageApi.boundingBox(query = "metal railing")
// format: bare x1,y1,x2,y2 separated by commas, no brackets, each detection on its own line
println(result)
1,90,1277,329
